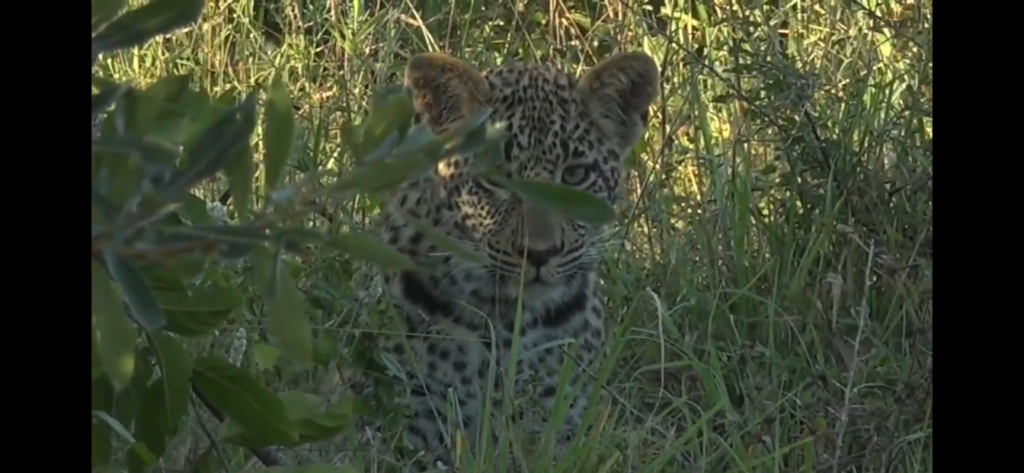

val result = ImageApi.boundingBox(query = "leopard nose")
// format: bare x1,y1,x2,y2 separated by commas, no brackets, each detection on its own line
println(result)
516,243,561,268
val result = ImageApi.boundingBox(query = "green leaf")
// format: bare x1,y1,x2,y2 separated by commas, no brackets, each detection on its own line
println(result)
290,396,352,444
250,245,274,291
385,123,444,160
250,343,281,371
436,108,494,149
92,378,115,468
135,74,194,133
129,383,168,471
92,410,156,465
326,231,415,271
165,223,269,244
439,112,498,159
225,145,254,217
92,0,128,33
139,265,188,291
264,242,314,368
108,86,146,136
103,248,166,330
629,137,648,169
172,89,236,147
221,392,352,448
112,346,154,427
331,153,433,195
148,332,193,433
278,391,324,419
190,447,219,473
91,0,206,54
164,310,233,337
92,82,129,119
92,260,137,390
91,135,181,169
120,195,187,235
217,242,254,261
219,392,319,446
270,230,317,257
337,109,499,193
359,86,414,161
492,177,616,226
192,356,299,445
263,73,295,196
395,209,483,263
91,335,104,381
154,285,245,312
338,120,363,162
93,75,122,91
160,254,209,282
95,140,146,207
157,93,258,203
146,228,262,264
273,227,326,246
92,187,120,224
462,124,508,174
175,193,216,225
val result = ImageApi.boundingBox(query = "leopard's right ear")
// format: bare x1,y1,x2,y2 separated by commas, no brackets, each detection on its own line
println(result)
404,53,489,131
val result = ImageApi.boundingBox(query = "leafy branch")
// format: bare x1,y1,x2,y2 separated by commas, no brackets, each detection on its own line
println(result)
91,0,618,470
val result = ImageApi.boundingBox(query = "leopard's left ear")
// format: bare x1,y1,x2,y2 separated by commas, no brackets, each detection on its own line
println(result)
578,52,660,151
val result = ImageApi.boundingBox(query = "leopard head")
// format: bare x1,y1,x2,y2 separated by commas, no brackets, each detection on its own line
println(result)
404,52,659,296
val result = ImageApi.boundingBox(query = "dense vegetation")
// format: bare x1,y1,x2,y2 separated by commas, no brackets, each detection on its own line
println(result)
91,0,932,471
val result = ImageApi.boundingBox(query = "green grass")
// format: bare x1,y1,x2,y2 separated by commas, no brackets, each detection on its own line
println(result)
96,0,932,471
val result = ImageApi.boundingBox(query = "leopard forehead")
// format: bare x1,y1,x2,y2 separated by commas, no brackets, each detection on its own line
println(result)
404,52,659,195
470,62,620,186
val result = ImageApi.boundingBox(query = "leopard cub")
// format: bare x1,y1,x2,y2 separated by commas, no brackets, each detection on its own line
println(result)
375,51,659,472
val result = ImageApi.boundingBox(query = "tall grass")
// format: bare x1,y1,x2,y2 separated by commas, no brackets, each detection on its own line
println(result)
97,0,932,471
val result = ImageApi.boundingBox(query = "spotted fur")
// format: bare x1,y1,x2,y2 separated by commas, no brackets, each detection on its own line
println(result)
377,51,659,471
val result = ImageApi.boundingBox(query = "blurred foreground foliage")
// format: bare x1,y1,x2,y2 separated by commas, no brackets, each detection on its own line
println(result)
91,0,614,470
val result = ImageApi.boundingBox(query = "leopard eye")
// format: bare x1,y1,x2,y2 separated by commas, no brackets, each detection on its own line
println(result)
561,164,590,186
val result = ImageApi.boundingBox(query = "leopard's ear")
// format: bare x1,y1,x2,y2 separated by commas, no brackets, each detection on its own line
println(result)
578,52,660,151
404,53,489,131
